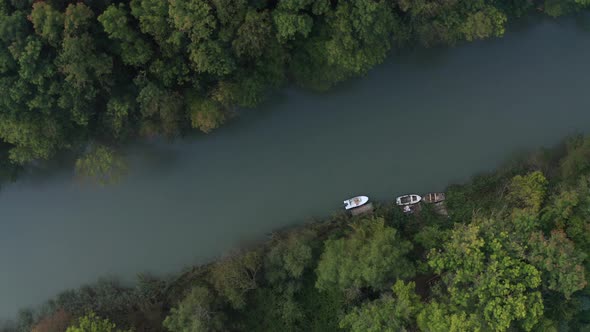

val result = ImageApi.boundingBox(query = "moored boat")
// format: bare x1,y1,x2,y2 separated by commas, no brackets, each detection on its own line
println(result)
396,194,422,206
344,196,369,210
423,192,446,204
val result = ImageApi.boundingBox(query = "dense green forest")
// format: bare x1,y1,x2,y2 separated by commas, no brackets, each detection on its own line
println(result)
3,134,590,331
0,0,589,183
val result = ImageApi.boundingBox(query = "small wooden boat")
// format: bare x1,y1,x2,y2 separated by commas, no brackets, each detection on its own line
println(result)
344,196,369,210
396,194,422,206
423,192,446,204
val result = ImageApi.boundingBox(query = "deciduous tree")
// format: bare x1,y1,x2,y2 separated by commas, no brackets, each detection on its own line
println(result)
340,280,422,332
316,217,414,291
163,286,225,332
528,230,587,298
210,250,262,309
428,222,544,331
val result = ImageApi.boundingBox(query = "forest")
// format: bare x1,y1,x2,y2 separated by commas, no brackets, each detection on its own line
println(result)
3,133,590,330
0,0,589,183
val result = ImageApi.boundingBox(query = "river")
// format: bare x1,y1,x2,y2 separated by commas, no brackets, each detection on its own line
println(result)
2,15,590,319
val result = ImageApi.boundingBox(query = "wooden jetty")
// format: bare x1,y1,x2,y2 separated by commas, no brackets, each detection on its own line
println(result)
350,202,374,216
423,192,448,216
423,192,445,204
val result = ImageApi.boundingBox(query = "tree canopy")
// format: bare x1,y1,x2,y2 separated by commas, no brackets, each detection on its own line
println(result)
0,0,586,177
316,217,415,291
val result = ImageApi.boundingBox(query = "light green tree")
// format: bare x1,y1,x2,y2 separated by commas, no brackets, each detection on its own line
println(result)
507,171,548,213
316,217,414,291
461,7,506,42
417,302,483,332
65,312,127,332
428,222,544,331
163,286,225,332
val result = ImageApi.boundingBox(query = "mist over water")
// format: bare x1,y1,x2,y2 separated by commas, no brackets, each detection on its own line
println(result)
3,15,590,319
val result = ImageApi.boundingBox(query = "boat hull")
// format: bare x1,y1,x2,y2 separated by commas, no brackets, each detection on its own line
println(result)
344,196,369,210
395,194,422,206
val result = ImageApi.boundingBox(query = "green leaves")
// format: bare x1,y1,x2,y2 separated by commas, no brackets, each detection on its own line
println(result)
29,2,63,47
273,11,313,43
136,81,184,137
340,280,422,332
63,3,94,37
130,0,179,50
528,230,587,298
210,250,262,309
325,0,395,76
169,0,216,41
559,136,590,180
544,0,590,17
186,94,225,133
163,286,225,332
507,171,548,214
65,312,127,332
233,10,272,59
461,7,507,42
316,217,415,291
428,221,544,331
188,40,235,76
98,4,153,66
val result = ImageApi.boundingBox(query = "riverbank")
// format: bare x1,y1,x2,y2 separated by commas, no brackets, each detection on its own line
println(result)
4,135,590,331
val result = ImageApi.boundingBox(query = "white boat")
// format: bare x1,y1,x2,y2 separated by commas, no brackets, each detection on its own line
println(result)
396,194,422,206
344,196,369,210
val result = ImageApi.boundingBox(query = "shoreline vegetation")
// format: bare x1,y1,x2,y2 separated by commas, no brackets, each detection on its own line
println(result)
3,135,590,331
0,0,589,185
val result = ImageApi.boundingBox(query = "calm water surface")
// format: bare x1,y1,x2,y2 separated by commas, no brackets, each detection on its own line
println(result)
2,16,590,318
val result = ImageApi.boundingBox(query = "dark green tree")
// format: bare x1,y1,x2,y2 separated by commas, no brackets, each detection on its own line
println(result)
340,280,422,332
98,4,153,66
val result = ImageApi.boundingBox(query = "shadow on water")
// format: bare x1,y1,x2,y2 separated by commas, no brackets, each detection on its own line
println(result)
4,152,77,189
0,137,190,192
123,140,183,175
390,43,453,70
573,13,590,32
